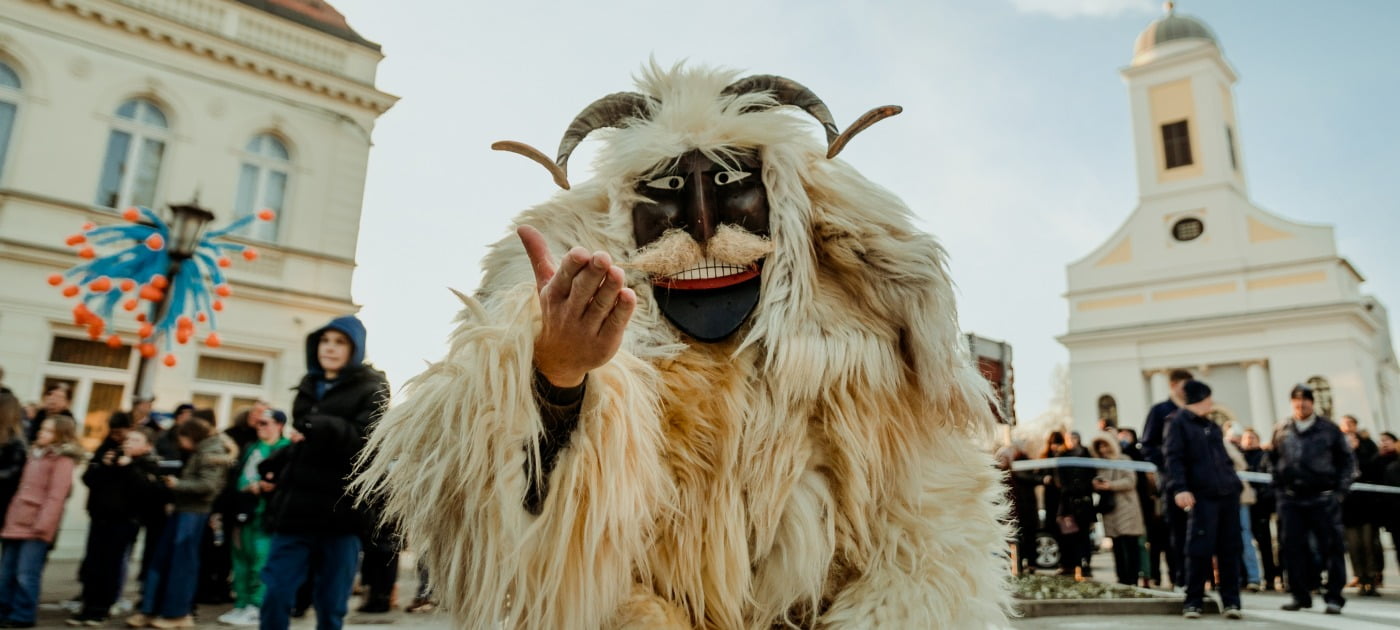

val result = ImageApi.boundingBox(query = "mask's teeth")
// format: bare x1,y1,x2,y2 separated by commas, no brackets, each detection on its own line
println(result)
672,257,747,281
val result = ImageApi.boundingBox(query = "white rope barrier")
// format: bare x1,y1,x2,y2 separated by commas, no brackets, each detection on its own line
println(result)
1008,456,1400,495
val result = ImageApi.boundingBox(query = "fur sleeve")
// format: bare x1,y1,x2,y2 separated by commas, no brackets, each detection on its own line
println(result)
356,281,672,630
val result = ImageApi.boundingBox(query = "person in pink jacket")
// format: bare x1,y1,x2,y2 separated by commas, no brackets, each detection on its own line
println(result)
0,414,84,628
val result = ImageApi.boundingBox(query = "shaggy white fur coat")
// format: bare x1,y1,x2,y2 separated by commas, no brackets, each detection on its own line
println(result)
357,62,1010,630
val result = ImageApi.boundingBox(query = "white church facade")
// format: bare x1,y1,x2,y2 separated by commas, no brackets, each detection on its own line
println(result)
1059,7,1400,437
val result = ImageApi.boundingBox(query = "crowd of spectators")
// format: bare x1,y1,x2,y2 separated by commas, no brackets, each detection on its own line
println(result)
0,316,435,629
999,368,1400,620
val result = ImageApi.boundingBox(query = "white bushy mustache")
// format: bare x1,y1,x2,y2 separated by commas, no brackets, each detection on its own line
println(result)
625,225,774,278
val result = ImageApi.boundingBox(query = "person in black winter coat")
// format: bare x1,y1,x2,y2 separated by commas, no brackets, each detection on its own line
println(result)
1163,380,1243,619
1053,431,1096,578
71,424,166,625
259,315,389,630
1141,368,1193,588
1240,428,1279,590
1269,384,1355,615
0,392,26,528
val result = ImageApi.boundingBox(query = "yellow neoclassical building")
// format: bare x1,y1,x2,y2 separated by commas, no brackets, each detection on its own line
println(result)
0,0,395,428
1059,6,1400,436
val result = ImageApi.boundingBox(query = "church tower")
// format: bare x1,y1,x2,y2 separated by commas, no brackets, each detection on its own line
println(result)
1059,4,1400,436
1124,2,1246,201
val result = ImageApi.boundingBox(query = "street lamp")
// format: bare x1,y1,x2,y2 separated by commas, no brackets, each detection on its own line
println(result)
132,200,216,402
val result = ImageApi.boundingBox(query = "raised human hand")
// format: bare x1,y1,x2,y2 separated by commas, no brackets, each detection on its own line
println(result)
518,225,636,388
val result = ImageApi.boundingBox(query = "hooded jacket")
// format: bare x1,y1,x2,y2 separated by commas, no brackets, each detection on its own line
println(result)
1,443,84,542
266,315,388,535
1163,408,1243,499
1091,434,1145,537
171,434,238,513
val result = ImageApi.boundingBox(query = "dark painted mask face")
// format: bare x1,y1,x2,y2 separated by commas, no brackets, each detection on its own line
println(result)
632,149,770,342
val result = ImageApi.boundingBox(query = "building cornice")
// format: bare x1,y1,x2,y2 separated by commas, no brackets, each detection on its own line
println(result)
25,0,397,114
1064,255,1349,299
1058,300,1383,346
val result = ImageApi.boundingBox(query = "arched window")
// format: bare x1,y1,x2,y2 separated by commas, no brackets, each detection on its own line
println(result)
1097,394,1118,426
95,98,169,209
0,61,21,182
234,133,289,242
1307,376,1334,419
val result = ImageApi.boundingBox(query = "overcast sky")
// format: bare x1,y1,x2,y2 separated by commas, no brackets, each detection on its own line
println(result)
331,0,1400,424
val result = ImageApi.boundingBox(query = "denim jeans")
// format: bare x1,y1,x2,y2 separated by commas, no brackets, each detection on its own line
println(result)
1239,505,1261,585
259,533,360,630
0,539,51,624
141,511,209,618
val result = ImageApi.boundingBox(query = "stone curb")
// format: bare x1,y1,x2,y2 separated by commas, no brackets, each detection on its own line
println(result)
1015,587,1221,617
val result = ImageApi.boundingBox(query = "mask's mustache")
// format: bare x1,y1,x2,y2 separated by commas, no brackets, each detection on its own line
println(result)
625,225,773,277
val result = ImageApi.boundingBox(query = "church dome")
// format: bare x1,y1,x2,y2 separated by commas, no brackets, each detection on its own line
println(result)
1133,3,1217,63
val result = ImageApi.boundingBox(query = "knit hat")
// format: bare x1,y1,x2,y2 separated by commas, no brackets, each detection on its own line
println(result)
269,409,288,425
1183,380,1212,405
1289,383,1314,401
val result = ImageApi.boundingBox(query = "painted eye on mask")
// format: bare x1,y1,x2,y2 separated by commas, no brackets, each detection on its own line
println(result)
714,171,752,186
646,175,685,190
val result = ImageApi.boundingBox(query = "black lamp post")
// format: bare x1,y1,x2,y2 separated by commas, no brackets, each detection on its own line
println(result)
132,200,216,403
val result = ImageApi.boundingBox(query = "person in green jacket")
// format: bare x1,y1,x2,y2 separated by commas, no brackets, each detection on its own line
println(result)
219,410,291,627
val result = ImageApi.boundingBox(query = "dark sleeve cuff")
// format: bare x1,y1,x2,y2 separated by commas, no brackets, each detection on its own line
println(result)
523,369,585,514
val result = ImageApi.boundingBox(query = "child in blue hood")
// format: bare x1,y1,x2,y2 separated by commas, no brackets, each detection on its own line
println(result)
258,315,388,630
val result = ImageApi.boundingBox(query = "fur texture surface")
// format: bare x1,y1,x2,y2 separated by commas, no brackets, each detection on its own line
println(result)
356,61,1010,629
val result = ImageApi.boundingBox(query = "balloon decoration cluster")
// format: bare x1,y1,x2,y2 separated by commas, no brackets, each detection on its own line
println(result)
47,206,274,368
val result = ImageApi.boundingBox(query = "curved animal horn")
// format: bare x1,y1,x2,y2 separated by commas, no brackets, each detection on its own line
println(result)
722,75,839,145
722,74,902,159
556,92,655,175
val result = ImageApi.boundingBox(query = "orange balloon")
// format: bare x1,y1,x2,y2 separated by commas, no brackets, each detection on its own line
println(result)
196,312,207,323
62,285,79,297
78,247,95,259
258,209,276,221
139,323,154,338
177,315,193,330
135,313,147,322
163,354,177,367
176,330,191,345
139,285,163,301
212,300,224,312
47,274,63,286
217,257,232,268
123,299,139,312
87,320,104,339
151,275,169,289
120,279,136,292
89,277,112,292
242,249,259,261
123,207,140,221
215,285,231,297
139,344,157,359
106,335,123,349
66,234,86,246
145,234,164,251
81,222,96,231
205,333,221,348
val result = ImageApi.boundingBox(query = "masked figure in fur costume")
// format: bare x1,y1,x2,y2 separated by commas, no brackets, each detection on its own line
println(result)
356,63,1010,629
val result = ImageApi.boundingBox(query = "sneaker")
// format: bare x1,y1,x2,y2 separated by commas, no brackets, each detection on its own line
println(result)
83,620,105,628
1223,607,1243,620
1280,601,1310,611
230,606,261,626
112,599,136,615
149,616,195,629
1245,583,1261,592
61,599,83,614
1325,603,1343,615
125,613,152,628
1182,607,1202,619
65,619,86,628
404,598,435,614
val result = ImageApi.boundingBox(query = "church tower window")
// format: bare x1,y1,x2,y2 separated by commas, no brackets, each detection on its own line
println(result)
1226,125,1238,171
1161,120,1193,169
1171,217,1204,242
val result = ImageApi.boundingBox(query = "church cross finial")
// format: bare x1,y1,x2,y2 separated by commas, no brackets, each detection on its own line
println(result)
1165,1,1176,13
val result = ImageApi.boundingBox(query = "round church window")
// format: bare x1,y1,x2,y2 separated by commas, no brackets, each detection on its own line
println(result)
1172,217,1204,242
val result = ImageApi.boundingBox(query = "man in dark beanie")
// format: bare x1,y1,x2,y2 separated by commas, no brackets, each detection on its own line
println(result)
1163,380,1244,620
1270,383,1354,615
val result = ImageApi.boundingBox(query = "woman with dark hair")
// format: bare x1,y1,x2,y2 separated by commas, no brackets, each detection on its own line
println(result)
0,393,26,528
1054,431,1097,578
25,383,72,444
